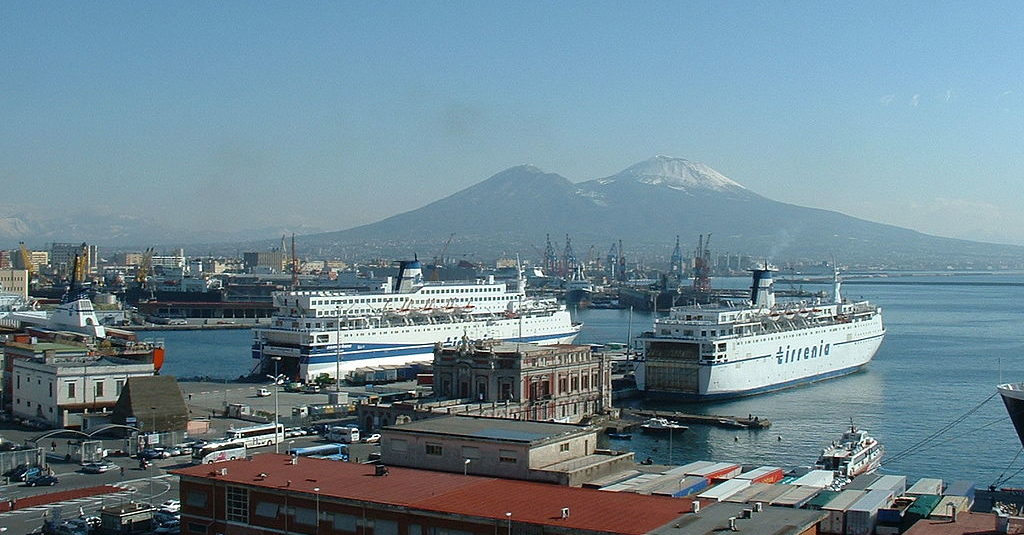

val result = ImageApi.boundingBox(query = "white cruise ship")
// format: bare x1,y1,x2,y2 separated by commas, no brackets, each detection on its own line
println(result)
252,260,581,381
636,266,884,400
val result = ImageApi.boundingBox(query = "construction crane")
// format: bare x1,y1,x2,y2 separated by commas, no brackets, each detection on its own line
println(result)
430,233,455,281
290,234,299,289
135,247,154,286
693,234,713,293
17,242,34,277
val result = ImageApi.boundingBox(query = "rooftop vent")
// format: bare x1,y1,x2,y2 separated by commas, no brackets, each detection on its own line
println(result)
375,465,390,477
219,468,228,476
753,502,763,513
692,501,700,514
729,517,738,531
561,507,570,519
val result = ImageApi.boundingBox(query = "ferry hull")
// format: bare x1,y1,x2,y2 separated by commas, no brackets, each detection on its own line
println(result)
639,320,884,400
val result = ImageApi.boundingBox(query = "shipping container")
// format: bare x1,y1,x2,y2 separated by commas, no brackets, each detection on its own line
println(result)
803,490,840,510
669,476,711,497
688,462,741,481
747,483,797,504
736,466,785,484
789,469,835,488
583,470,640,489
906,477,944,496
877,496,917,525
944,480,976,507
599,473,662,492
867,474,907,496
931,495,971,521
723,483,773,503
900,494,943,531
845,489,895,535
844,472,882,491
697,478,751,502
820,490,866,535
771,485,822,508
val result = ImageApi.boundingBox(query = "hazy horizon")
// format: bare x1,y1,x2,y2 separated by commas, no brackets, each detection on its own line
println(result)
5,2,1024,246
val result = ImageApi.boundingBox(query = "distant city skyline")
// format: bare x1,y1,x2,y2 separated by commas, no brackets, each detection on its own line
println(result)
5,2,1024,245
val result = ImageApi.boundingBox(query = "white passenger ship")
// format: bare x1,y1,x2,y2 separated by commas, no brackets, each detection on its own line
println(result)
636,266,884,399
253,260,581,381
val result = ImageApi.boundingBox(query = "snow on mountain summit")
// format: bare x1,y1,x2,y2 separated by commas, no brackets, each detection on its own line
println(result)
604,155,746,191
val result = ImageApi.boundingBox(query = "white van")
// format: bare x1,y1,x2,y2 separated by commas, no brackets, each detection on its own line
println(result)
325,426,360,443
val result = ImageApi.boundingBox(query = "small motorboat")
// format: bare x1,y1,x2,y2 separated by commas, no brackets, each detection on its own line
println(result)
640,417,688,434
606,432,633,440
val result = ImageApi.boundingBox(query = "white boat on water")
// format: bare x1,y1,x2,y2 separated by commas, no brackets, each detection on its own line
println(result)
252,260,582,382
637,266,884,400
815,424,884,480
640,417,688,433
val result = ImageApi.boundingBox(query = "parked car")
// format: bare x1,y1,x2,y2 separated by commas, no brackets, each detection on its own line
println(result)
256,388,272,397
154,519,180,534
362,433,382,444
25,474,59,486
304,384,321,394
13,466,42,482
159,499,181,513
3,463,28,478
82,461,116,474
139,448,171,460
284,427,307,438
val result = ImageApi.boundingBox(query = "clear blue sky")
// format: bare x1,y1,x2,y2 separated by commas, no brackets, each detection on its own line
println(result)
4,2,1024,244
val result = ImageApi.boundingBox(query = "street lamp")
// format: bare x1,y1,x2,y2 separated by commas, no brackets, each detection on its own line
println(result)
313,487,321,535
269,356,282,453
463,458,471,476
505,512,512,535
149,406,157,444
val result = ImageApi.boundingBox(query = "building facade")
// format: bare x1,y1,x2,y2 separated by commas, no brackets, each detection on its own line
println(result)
0,269,29,299
433,341,611,423
11,353,154,428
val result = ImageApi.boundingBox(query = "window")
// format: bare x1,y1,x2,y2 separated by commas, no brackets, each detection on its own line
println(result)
116,380,125,396
499,450,517,464
255,502,278,518
294,507,316,526
376,519,398,535
16,375,19,389
94,381,104,398
66,382,76,399
425,443,443,456
48,383,53,397
225,486,248,523
559,443,570,452
334,513,357,531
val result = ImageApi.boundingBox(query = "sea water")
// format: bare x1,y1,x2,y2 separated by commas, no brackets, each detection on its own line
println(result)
155,273,1024,486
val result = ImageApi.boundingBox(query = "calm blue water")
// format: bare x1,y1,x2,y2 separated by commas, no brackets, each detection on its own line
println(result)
155,273,1024,486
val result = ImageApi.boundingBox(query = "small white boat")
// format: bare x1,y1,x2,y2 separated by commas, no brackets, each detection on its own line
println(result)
640,417,688,434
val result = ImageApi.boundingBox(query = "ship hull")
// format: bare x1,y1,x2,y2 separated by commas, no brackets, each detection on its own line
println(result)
255,310,581,381
639,318,884,400
999,384,1024,448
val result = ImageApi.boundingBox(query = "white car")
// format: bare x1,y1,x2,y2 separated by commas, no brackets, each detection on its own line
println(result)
159,499,181,513
256,388,272,397
363,433,381,444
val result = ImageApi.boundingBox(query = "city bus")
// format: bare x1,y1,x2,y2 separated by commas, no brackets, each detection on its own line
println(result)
287,443,349,457
224,423,285,448
192,441,247,464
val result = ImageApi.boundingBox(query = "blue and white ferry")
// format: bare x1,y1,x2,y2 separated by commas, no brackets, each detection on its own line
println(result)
637,266,884,399
253,260,581,381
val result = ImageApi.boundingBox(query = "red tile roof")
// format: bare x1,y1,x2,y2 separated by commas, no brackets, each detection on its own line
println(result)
174,454,694,535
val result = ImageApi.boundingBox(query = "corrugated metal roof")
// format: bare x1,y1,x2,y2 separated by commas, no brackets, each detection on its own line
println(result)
385,414,592,443
173,454,693,535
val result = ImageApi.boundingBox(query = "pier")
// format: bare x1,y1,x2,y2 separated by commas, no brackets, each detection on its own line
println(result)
617,409,771,430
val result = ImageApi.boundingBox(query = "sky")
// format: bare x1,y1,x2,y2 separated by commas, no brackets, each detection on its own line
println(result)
4,2,1024,245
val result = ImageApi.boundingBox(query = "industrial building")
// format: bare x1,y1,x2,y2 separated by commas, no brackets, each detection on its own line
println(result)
380,415,634,486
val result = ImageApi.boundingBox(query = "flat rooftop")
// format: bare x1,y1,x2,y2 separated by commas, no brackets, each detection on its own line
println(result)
384,415,595,444
174,454,695,535
903,511,1000,535
647,501,827,535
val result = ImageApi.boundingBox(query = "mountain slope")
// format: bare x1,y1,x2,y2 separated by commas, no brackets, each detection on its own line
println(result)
303,156,1024,265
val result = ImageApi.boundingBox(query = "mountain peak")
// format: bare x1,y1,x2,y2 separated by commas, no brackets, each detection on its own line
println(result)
603,155,746,192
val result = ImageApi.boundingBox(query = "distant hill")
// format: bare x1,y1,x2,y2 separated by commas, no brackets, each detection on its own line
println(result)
300,156,1024,267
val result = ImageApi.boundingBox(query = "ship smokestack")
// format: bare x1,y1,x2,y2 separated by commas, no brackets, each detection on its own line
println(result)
749,265,775,308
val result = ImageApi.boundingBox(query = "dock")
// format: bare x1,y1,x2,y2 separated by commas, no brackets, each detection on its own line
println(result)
619,409,771,430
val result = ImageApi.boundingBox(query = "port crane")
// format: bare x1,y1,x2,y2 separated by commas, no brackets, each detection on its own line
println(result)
430,233,455,281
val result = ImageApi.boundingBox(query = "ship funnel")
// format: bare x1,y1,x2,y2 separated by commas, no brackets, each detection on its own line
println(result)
833,267,843,304
748,266,776,308
394,259,424,293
